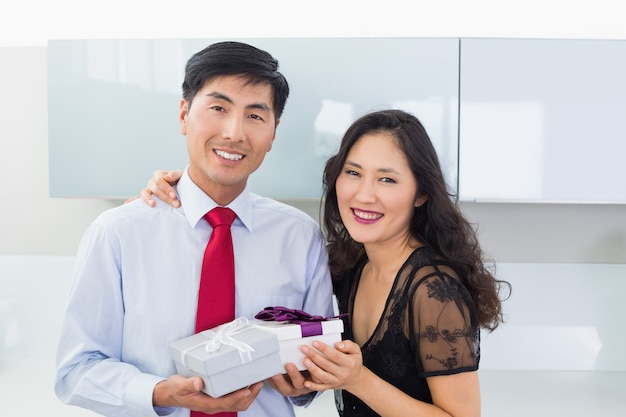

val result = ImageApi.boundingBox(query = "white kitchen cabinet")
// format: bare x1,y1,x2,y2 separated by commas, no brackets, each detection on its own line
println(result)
48,38,459,199
459,38,626,203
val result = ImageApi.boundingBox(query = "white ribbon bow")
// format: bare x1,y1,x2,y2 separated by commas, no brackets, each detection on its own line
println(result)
179,317,256,367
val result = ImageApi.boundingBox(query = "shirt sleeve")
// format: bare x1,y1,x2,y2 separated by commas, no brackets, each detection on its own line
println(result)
287,229,333,409
54,220,167,417
411,272,480,377
300,228,334,318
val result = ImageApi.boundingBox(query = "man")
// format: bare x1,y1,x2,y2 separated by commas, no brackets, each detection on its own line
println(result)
55,41,333,417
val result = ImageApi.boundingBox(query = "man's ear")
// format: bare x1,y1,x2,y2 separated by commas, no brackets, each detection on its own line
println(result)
179,99,189,135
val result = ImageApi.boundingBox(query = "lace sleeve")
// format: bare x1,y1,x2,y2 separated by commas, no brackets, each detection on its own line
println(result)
410,269,480,377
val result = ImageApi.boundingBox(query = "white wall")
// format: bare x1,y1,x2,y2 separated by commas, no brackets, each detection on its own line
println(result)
1,1,626,416
3,0,626,47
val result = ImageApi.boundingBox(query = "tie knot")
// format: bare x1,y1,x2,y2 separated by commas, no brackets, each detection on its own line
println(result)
205,207,236,228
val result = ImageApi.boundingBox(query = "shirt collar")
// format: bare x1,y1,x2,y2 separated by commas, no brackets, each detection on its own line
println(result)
176,167,253,232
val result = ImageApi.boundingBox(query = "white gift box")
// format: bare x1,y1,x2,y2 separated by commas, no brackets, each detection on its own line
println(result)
169,318,283,398
249,318,344,371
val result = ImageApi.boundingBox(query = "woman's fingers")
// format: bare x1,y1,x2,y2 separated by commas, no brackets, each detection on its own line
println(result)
300,340,364,392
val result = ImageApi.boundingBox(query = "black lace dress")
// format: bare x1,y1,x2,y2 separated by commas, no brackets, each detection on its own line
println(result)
333,246,480,417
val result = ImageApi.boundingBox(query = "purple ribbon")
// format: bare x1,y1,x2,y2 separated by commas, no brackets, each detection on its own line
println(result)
255,306,346,338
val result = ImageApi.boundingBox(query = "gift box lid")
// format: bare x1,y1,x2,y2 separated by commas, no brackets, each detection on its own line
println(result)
169,319,281,375
249,318,344,340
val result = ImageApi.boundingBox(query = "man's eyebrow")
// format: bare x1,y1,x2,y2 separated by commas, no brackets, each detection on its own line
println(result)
247,102,271,112
205,91,271,112
205,91,233,103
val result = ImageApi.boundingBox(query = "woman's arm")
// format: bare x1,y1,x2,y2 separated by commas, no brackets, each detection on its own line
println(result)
301,340,480,417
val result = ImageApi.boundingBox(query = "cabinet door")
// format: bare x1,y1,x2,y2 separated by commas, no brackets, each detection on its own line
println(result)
459,38,626,203
48,38,459,199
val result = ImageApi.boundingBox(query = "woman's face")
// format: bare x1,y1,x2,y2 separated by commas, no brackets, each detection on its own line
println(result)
335,132,427,248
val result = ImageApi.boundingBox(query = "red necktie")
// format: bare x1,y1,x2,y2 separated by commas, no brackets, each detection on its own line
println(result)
193,207,237,417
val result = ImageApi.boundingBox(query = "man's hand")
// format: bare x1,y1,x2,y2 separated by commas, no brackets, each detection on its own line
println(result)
153,375,263,414
267,363,315,398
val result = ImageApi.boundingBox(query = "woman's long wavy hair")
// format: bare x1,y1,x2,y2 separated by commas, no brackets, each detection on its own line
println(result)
322,109,510,331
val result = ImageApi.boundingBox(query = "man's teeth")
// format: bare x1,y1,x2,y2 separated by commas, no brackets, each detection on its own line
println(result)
354,209,381,220
215,150,243,161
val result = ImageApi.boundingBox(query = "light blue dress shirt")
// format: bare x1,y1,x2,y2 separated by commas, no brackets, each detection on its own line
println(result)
55,169,334,417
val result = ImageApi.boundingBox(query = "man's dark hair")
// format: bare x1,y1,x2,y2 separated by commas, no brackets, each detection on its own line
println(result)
182,41,289,119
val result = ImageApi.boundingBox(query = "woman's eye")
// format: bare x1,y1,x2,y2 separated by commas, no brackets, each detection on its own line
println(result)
345,169,359,176
380,177,396,184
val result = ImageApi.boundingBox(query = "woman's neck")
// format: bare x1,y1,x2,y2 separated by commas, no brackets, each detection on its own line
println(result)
363,237,420,281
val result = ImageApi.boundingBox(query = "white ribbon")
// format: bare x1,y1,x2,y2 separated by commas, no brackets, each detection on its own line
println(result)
178,317,256,367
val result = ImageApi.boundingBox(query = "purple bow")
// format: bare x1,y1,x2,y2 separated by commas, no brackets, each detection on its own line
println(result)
255,306,346,337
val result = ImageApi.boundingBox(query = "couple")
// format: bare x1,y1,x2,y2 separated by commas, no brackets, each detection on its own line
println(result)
55,41,508,417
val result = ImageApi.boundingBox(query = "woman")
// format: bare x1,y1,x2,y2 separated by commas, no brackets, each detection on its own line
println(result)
141,109,509,417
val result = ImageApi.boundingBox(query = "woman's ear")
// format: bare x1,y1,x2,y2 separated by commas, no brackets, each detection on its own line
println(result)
415,193,429,208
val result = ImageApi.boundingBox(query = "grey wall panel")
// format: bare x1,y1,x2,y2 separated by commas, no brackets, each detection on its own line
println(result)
48,38,460,199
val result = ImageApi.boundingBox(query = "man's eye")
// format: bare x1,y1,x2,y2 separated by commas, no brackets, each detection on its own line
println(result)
210,106,225,112
249,114,265,121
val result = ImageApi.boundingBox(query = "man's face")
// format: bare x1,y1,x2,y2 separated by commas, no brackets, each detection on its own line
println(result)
180,75,279,205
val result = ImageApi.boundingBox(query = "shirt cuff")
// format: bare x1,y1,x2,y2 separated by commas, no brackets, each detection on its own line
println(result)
288,391,318,407
154,406,178,416
126,373,174,416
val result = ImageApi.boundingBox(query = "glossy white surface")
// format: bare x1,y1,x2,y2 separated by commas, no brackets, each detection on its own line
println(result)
480,262,626,371
459,38,626,203
48,38,459,199
3,360,625,416
261,370,626,417
2,255,625,415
